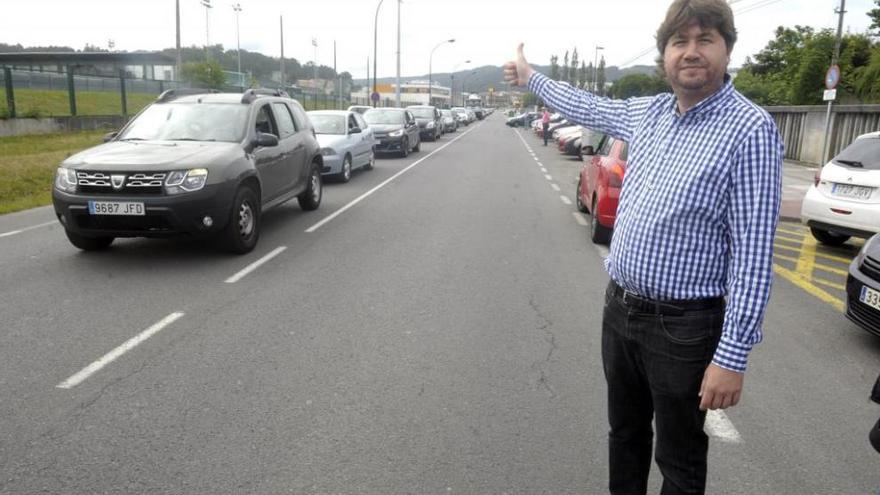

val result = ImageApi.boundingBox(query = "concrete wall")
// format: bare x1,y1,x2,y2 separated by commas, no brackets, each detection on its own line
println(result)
0,115,129,137
766,105,880,165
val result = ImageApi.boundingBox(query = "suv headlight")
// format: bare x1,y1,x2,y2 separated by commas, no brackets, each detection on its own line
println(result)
165,168,208,194
426,121,435,129
389,129,404,137
55,167,78,193
321,147,336,156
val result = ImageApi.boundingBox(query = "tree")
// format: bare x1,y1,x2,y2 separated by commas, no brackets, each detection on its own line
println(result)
570,48,579,87
578,61,587,88
562,50,570,83
611,73,670,98
180,60,226,89
586,62,595,91
596,56,607,95
869,0,880,36
550,55,559,80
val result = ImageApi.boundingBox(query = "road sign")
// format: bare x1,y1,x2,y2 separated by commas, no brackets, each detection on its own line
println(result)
825,65,840,90
370,91,380,103
823,89,837,101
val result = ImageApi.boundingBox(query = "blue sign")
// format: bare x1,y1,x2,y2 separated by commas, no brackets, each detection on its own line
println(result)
370,91,380,102
825,65,840,90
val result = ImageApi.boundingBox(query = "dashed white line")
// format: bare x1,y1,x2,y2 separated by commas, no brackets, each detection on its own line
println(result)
0,220,58,238
559,195,572,205
550,183,561,192
57,312,185,389
306,124,478,233
544,174,553,181
595,244,610,259
534,157,540,161
572,212,588,226
224,246,287,283
704,410,743,443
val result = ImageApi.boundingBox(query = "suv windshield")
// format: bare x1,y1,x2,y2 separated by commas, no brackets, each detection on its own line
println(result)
408,108,435,119
119,102,247,142
310,115,346,135
833,137,880,170
363,110,405,125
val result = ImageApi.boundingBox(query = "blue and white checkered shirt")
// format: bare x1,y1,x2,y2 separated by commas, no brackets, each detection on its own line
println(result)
529,72,782,373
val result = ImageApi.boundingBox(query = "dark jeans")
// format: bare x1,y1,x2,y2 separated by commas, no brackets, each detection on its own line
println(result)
601,281,723,495
543,123,549,145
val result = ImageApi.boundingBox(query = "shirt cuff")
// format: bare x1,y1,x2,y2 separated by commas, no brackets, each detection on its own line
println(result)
712,336,753,373
527,71,547,93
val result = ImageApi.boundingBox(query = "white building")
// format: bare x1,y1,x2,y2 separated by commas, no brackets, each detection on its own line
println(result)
352,80,452,106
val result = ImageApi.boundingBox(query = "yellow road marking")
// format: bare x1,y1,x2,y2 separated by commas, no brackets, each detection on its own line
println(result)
795,234,816,280
811,277,846,291
776,227,807,237
773,242,853,264
773,264,844,312
775,235,805,244
773,253,848,276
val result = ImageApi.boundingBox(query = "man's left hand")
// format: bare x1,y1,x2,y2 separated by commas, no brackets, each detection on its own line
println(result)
699,364,744,411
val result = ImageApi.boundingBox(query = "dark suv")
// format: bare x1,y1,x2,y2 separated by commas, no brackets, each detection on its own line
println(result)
52,88,323,254
406,105,442,141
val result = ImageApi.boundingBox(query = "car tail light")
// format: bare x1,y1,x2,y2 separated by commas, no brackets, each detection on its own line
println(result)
608,164,625,188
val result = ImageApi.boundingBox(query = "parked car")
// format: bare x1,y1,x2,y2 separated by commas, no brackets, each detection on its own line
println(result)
308,110,375,183
577,133,625,245
406,105,442,141
52,88,323,254
465,108,477,124
846,233,880,337
440,109,458,133
363,107,421,158
801,131,880,245
347,105,371,115
506,111,539,127
451,107,470,126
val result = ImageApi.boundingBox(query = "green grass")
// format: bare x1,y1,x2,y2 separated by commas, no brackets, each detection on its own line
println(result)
0,131,104,214
0,88,155,118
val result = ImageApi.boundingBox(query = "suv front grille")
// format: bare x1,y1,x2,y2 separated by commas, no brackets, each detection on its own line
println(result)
861,255,880,283
77,171,167,195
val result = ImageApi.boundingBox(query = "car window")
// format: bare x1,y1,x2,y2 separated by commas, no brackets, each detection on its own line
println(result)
288,103,309,132
117,102,247,142
597,136,615,156
353,113,368,129
833,136,880,170
255,105,279,136
363,110,405,125
272,103,296,139
348,115,359,132
405,111,415,124
408,108,435,119
309,114,345,135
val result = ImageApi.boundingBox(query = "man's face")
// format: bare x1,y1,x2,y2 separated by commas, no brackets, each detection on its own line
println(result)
663,21,729,97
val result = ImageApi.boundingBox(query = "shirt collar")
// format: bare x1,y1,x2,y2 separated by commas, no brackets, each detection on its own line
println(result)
670,73,734,118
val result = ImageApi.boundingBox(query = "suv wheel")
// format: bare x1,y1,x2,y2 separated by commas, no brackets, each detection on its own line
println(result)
65,230,114,251
364,150,375,170
400,138,409,158
222,185,260,254
298,163,323,211
338,155,352,183
810,227,850,246
413,139,420,153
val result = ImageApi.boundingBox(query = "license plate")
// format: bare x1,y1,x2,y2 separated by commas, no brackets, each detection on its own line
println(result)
861,286,880,311
88,201,145,216
831,183,873,200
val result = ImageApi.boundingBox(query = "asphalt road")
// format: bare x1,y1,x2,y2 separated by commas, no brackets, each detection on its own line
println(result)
0,115,878,494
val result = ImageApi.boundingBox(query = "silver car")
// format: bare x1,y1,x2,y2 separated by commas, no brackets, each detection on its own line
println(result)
308,110,376,182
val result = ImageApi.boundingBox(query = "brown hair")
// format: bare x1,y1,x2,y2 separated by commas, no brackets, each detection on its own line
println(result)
655,0,737,55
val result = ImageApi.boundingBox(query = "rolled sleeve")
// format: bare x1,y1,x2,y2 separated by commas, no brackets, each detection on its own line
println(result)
714,120,783,373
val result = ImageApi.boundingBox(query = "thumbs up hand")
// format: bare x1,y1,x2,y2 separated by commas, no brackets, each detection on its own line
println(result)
503,43,534,87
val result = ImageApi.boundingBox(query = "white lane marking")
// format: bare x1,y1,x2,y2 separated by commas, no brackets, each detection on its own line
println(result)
544,174,553,181
224,246,287,283
534,157,540,161
306,124,478,233
0,220,58,238
541,168,548,173
550,183,561,192
704,409,743,443
572,212,588,226
595,244,610,259
57,312,185,389
559,195,572,205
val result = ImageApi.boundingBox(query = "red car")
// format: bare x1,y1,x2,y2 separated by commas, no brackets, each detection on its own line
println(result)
577,134,628,244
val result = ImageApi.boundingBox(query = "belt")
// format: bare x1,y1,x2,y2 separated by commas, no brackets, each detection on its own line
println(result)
608,280,723,316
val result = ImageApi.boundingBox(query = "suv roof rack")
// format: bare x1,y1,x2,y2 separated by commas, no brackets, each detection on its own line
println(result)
241,88,290,104
156,88,220,103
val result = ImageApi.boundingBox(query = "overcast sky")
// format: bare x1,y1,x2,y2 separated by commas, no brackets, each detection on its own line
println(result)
3,0,875,79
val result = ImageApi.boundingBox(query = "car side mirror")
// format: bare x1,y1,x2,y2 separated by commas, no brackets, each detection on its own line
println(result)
582,145,595,156
349,127,361,134
103,131,118,143
254,132,279,148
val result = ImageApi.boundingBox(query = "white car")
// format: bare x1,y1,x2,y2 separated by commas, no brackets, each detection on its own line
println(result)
801,131,880,245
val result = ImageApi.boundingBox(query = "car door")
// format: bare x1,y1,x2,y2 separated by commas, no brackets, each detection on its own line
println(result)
588,136,615,205
353,112,373,166
346,113,367,167
286,102,313,191
271,101,303,195
252,104,285,202
405,111,419,148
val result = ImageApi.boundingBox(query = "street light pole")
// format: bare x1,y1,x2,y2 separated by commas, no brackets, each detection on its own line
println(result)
593,45,604,92
450,59,470,107
232,3,242,88
821,0,847,165
428,38,454,106
201,0,213,62
175,0,182,80
395,0,401,107
372,0,385,107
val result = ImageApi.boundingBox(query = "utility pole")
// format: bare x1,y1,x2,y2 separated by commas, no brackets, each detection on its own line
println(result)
334,40,339,109
279,16,285,87
175,0,182,80
312,38,318,100
821,0,846,165
200,0,212,62
395,0,401,107
593,45,603,92
232,3,242,88
372,0,384,107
